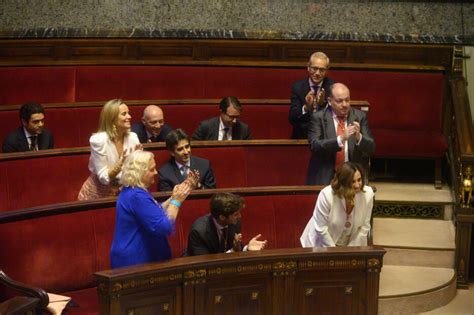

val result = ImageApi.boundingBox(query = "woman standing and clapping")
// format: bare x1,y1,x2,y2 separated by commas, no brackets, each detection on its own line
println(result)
78,99,140,200
110,150,197,268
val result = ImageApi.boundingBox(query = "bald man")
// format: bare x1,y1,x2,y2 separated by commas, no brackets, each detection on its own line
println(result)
131,105,173,143
289,52,335,139
306,83,375,185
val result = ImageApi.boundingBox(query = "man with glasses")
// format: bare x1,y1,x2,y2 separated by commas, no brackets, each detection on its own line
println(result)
192,96,252,140
289,52,334,139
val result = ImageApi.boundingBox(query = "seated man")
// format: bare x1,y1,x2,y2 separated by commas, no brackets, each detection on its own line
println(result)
131,105,172,143
159,128,216,191
2,102,54,153
186,192,267,256
289,51,334,139
192,96,252,140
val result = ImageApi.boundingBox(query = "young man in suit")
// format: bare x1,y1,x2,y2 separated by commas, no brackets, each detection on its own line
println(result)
186,192,267,256
306,83,375,185
2,102,54,153
192,96,252,140
131,105,172,143
289,52,335,139
158,128,216,191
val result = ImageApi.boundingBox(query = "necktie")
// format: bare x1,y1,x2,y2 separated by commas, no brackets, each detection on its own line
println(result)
180,165,188,178
335,117,346,169
220,226,228,252
29,136,38,151
222,127,229,141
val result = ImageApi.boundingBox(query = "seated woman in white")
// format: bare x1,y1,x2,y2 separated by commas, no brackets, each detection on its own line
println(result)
300,162,374,247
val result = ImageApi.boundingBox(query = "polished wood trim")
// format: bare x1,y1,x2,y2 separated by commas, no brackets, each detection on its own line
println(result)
0,39,453,72
0,270,49,308
0,139,309,161
0,98,370,110
0,185,323,224
96,247,384,278
450,77,474,158
94,246,385,315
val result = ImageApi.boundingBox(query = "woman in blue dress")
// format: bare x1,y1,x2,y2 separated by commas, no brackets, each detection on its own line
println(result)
110,150,196,268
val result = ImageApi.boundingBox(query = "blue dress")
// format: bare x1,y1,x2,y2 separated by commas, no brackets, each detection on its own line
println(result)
110,186,175,268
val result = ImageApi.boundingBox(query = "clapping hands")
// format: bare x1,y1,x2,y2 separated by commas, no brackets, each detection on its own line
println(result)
184,169,201,190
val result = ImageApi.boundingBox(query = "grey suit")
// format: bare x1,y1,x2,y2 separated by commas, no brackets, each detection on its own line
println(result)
158,156,216,191
306,107,375,185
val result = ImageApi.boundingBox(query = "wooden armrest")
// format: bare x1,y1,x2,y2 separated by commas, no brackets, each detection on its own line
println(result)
0,296,40,314
0,270,49,308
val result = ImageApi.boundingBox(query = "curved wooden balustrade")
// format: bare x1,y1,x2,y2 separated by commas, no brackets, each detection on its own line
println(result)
95,246,386,315
0,185,322,224
0,140,314,212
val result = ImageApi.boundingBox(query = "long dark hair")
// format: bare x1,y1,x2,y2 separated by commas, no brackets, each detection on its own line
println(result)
330,162,365,200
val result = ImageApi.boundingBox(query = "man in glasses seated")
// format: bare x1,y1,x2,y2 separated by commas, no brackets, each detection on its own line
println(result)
289,51,334,139
192,96,252,141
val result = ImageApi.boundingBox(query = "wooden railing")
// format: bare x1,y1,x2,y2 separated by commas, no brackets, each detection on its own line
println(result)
95,246,385,315
448,48,474,288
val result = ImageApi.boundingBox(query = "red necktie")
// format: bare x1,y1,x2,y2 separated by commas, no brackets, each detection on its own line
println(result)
335,117,346,169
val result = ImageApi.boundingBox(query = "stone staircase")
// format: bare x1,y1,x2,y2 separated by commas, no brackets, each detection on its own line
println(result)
372,182,456,314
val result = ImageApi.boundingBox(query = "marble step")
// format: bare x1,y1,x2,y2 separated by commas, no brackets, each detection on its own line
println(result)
373,218,455,250
379,265,456,314
382,247,454,269
371,182,453,204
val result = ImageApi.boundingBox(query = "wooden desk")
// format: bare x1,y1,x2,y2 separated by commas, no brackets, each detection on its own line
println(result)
95,247,385,315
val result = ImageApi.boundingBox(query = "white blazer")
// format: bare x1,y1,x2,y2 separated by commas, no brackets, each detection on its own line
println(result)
88,131,140,185
300,185,374,247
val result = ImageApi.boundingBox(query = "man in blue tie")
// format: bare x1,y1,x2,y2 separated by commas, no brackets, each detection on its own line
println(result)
158,128,216,191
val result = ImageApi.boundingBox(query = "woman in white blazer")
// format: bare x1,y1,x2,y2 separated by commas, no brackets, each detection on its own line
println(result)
300,162,374,247
78,99,140,200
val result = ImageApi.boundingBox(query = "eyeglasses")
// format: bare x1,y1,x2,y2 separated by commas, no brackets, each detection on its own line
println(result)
308,66,328,74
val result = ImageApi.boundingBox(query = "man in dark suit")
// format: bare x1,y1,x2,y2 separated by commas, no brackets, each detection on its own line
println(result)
131,105,172,143
2,102,54,153
186,192,267,256
159,128,216,191
289,52,335,139
306,83,375,185
192,96,251,140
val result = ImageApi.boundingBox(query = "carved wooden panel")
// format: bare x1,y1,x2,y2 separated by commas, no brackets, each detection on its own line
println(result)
0,39,453,72
95,247,385,315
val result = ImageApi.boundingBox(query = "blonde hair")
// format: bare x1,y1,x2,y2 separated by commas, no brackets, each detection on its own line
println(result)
97,98,128,140
120,150,154,189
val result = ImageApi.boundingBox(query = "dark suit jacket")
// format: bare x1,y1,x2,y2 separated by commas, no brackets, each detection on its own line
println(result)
2,127,54,153
131,122,172,143
289,77,335,139
158,156,216,191
186,214,241,256
192,117,251,140
306,107,375,185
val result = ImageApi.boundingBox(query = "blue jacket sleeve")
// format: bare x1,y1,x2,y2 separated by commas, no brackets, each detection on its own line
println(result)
131,190,174,237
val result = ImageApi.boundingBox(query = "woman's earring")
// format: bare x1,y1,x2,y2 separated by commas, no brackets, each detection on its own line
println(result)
113,124,117,133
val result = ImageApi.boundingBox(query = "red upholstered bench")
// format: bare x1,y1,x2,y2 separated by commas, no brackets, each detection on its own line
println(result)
0,188,319,314
0,141,310,212
0,65,447,185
